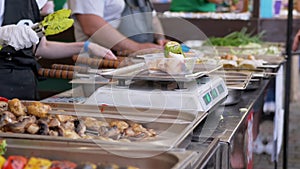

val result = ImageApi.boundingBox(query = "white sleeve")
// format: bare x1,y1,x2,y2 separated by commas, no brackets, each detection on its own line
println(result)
68,0,104,17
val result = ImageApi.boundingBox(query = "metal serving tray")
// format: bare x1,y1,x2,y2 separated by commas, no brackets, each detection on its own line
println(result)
0,102,207,150
209,71,252,90
100,62,222,83
4,141,197,169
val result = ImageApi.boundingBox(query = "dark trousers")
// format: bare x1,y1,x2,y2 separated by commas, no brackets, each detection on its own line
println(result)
0,68,38,100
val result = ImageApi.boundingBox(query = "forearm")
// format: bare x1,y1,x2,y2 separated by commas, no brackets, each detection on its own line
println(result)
76,14,140,51
90,23,141,51
35,37,84,59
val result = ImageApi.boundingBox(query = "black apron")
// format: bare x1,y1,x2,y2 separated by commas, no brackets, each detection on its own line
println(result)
118,0,154,43
0,0,41,100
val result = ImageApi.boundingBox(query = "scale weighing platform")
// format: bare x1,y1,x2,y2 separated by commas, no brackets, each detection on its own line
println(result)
84,63,228,113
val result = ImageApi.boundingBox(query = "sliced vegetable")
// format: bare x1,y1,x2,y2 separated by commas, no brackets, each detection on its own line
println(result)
164,41,184,58
38,9,74,36
50,160,77,169
0,140,6,156
24,157,52,169
3,156,27,169
0,156,6,169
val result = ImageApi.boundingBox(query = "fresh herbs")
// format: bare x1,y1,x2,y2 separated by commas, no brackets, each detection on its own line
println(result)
205,28,265,47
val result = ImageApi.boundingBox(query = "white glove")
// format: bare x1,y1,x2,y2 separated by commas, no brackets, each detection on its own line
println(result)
0,24,39,51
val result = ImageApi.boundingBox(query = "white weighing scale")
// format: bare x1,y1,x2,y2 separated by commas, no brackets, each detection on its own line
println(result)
84,63,228,113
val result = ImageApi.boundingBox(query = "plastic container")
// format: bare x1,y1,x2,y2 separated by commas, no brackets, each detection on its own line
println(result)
274,0,282,16
260,0,274,18
144,54,196,75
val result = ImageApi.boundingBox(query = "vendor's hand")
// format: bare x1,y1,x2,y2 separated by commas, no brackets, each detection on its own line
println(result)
156,39,170,46
293,29,300,51
137,43,163,50
0,24,39,51
88,42,117,60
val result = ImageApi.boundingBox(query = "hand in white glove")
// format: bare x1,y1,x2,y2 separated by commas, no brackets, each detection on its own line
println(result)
88,42,117,60
0,24,39,51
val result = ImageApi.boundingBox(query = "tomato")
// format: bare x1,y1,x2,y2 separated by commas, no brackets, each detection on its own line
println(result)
0,97,8,103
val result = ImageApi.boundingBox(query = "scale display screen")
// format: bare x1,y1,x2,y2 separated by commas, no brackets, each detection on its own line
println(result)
210,88,218,99
217,84,225,94
203,93,212,105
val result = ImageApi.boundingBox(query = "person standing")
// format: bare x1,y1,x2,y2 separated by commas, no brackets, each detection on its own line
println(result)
0,0,116,100
117,0,168,46
67,0,163,52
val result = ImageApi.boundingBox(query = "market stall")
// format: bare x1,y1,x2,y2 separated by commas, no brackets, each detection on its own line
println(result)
12,40,282,168
0,1,290,168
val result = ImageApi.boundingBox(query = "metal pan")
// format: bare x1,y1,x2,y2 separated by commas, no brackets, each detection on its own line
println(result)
221,89,243,106
209,71,252,90
0,102,207,150
4,140,197,169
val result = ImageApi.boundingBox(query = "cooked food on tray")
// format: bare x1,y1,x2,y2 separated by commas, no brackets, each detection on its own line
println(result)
144,41,196,75
219,54,265,69
0,155,139,169
0,99,156,142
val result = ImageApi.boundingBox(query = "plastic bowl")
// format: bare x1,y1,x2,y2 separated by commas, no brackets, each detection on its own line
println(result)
144,54,196,75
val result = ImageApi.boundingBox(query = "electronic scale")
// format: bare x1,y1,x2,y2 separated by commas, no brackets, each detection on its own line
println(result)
84,62,228,113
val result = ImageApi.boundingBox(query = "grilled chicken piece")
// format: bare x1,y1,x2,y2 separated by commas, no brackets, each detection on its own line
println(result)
124,127,135,137
27,102,51,118
106,126,121,140
74,119,86,137
49,130,59,136
0,101,8,112
37,120,49,135
132,123,147,133
64,130,81,139
8,98,26,116
84,117,100,131
110,120,129,132
55,114,74,123
3,117,32,133
61,121,75,130
0,111,17,128
26,123,40,134
18,115,36,125
48,118,60,127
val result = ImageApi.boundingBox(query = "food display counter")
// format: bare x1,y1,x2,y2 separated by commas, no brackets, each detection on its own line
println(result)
30,53,282,168
0,35,285,169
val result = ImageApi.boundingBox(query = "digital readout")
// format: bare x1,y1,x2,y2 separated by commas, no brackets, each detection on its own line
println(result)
210,88,218,99
217,84,224,94
203,93,212,105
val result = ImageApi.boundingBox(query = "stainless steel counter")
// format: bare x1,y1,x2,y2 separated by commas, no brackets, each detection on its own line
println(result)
39,77,271,169
191,79,271,169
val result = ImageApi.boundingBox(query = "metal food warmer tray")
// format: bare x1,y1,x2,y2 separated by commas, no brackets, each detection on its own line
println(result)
0,102,207,151
4,140,197,169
